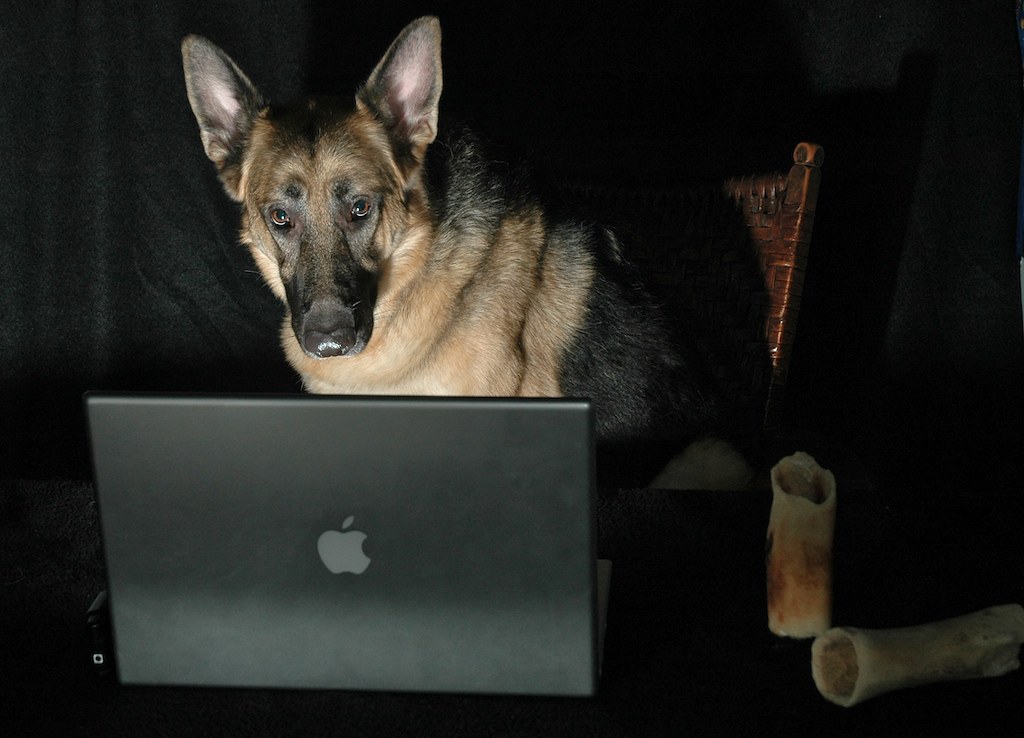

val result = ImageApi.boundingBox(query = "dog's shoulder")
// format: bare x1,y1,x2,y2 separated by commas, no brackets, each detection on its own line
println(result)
423,120,536,226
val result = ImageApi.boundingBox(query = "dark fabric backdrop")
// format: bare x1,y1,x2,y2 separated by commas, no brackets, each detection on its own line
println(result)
2,1,1022,498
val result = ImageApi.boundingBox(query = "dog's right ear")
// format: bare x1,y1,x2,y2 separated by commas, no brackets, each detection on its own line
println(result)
181,35,265,200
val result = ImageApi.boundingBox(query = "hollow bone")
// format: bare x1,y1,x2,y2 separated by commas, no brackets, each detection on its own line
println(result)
812,604,1024,707
765,452,837,638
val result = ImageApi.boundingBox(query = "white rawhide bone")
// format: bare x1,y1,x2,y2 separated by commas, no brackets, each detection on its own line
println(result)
765,452,837,638
812,604,1024,707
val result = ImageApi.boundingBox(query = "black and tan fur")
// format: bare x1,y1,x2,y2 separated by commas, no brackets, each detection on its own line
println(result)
182,17,756,488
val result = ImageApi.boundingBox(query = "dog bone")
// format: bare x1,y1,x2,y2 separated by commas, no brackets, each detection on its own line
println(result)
811,604,1024,707
765,452,836,638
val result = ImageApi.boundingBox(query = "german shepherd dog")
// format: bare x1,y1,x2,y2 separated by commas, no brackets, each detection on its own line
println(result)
181,16,757,489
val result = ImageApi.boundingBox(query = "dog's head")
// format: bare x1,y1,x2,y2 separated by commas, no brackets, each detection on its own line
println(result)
181,17,442,359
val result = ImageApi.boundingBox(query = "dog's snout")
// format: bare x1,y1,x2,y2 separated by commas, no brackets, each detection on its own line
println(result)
301,300,359,358
286,267,377,360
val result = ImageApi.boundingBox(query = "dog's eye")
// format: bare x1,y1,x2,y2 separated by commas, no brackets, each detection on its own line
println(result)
350,199,372,220
270,208,291,228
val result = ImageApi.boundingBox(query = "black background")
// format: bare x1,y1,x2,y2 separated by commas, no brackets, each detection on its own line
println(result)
2,1,1022,500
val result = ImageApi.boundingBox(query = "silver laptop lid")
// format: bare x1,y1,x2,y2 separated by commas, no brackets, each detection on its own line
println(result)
86,393,598,696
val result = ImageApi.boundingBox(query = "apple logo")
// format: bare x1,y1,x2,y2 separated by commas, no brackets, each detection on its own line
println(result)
317,515,371,575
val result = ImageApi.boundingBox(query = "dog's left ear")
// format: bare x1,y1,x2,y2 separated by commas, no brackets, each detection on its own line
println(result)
357,17,443,168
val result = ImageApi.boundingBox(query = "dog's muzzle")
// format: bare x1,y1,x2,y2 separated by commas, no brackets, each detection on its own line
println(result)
297,298,369,358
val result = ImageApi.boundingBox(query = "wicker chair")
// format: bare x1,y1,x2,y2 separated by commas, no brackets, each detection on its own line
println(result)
721,142,823,428
559,143,824,431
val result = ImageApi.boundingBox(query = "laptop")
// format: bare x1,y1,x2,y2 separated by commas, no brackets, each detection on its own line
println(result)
86,392,609,696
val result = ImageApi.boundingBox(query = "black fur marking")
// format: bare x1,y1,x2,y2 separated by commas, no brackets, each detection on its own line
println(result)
423,123,539,239
263,96,356,153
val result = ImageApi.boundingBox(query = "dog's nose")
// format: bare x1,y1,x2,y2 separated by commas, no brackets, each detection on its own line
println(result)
303,328,356,358
301,300,357,358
